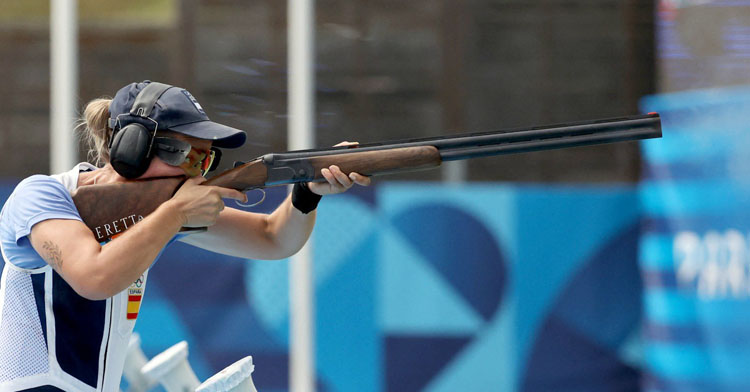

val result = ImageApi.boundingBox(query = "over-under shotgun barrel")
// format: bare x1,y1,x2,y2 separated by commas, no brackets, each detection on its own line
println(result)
259,113,660,162
242,113,661,187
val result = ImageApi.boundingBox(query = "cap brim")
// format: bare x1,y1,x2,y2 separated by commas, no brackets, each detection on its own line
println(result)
169,120,247,148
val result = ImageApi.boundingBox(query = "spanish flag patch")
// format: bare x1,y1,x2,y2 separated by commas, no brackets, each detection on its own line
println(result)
127,275,145,320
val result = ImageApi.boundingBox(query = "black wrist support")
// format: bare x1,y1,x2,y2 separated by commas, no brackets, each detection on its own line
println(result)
292,182,322,214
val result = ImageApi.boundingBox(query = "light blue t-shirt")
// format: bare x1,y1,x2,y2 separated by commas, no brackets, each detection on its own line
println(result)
0,175,82,269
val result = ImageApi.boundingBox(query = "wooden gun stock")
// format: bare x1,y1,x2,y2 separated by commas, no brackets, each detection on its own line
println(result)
72,146,441,243
72,177,185,243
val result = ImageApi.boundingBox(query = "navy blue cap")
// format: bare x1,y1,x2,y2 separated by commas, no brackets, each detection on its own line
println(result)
109,81,246,148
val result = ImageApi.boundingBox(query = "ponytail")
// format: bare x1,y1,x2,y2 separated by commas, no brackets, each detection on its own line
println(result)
78,98,112,166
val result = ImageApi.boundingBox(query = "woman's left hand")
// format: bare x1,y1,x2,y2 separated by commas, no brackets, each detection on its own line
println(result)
307,142,372,196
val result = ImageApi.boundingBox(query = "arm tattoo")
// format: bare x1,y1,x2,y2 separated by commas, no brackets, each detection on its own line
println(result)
42,241,63,270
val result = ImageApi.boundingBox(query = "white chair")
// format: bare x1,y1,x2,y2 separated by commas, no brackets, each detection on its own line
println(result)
141,341,201,392
122,333,156,392
195,356,258,392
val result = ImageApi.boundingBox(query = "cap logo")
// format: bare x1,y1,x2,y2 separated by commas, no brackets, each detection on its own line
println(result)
182,89,206,115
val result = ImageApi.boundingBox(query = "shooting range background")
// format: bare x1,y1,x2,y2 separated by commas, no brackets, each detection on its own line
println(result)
3,0,750,391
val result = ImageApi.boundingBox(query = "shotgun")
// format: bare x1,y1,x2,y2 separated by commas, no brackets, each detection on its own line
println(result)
72,113,661,242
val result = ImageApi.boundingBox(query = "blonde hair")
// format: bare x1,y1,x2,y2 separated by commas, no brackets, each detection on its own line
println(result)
77,98,113,166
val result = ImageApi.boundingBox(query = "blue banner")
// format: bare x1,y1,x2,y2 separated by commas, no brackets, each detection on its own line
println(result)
0,182,642,391
640,87,750,391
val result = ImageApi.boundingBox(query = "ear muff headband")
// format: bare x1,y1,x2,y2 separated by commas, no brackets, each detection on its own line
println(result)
109,82,173,179
129,82,172,117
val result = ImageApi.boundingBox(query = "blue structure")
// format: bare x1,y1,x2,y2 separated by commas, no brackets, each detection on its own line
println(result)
0,181,643,391
640,87,750,391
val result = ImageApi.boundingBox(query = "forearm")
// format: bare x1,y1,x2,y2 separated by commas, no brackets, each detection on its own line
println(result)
264,193,317,257
87,200,185,298
180,165,366,260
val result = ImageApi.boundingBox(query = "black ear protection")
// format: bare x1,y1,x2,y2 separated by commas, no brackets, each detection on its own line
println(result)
108,82,173,179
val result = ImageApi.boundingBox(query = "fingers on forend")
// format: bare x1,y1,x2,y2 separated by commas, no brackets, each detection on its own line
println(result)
215,187,246,201
321,168,336,184
331,167,353,187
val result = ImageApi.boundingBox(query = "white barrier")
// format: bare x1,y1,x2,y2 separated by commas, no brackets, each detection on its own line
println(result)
122,333,156,392
196,356,258,392
141,341,201,392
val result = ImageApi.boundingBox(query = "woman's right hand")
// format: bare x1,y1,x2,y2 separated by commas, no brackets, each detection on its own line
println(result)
169,176,247,227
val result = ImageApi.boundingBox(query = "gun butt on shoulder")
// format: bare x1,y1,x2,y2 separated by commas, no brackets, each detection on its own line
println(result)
71,177,186,243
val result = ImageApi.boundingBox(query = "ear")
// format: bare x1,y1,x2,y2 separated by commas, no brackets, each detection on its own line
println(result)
109,124,153,179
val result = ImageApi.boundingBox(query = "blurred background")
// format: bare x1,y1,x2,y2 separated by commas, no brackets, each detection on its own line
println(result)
0,0,654,181
3,0,750,391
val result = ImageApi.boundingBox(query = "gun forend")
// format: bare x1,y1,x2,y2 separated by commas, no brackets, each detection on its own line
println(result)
264,146,442,186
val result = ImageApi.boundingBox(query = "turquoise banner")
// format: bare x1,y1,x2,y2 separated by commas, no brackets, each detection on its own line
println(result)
0,182,643,391
237,184,642,391
640,87,750,391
